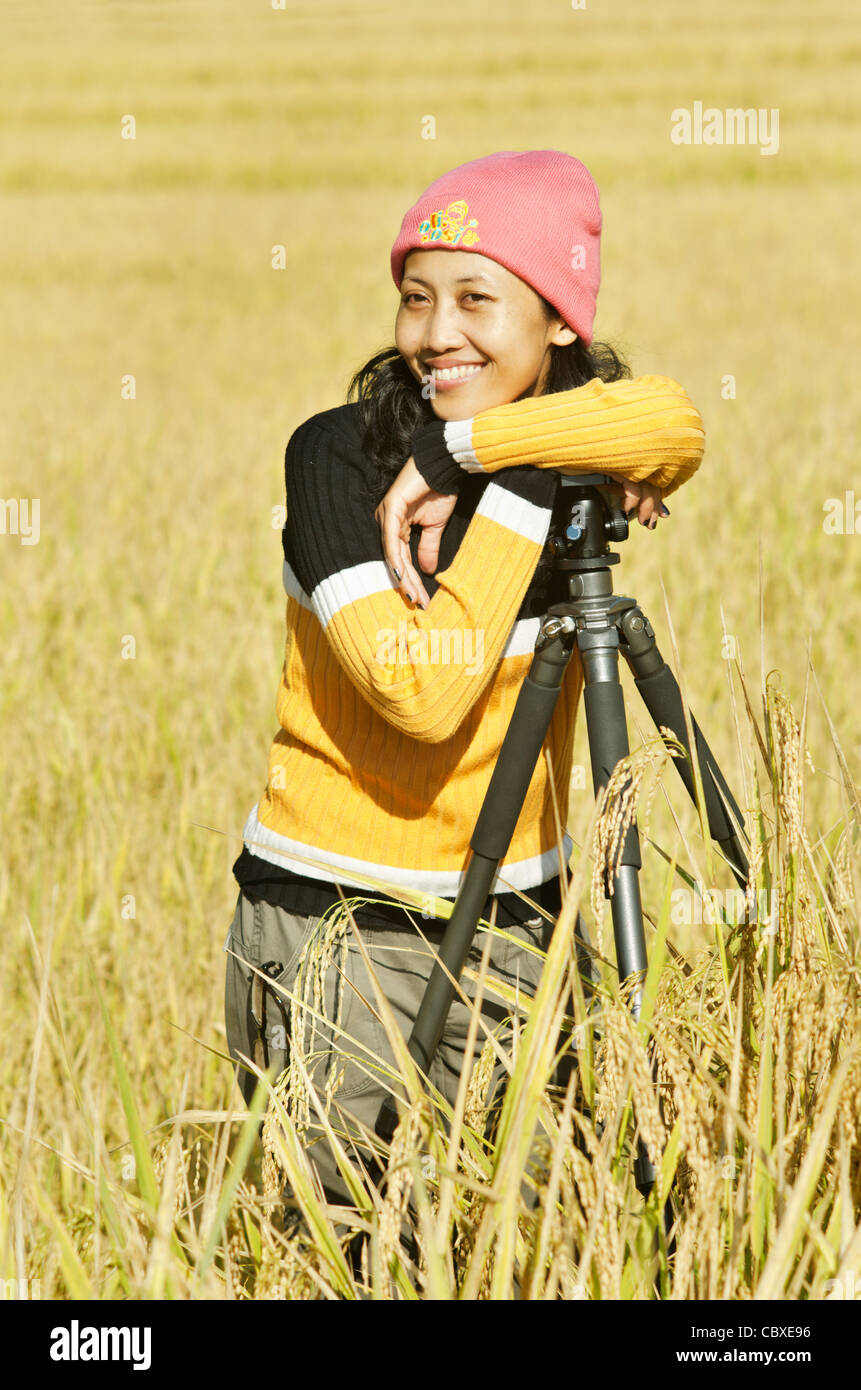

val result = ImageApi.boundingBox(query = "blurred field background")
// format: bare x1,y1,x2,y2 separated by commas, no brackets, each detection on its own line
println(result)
2,0,860,1301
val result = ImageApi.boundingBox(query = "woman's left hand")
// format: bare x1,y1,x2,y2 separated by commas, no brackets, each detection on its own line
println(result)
604,474,668,529
374,456,458,608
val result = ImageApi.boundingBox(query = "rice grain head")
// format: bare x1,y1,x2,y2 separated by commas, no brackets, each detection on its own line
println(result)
590,729,684,920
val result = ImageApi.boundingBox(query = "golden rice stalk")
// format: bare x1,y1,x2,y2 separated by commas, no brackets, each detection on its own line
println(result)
590,727,684,922
261,1068,292,1211
282,903,353,1138
767,675,815,860
377,1098,431,1282
463,1033,497,1137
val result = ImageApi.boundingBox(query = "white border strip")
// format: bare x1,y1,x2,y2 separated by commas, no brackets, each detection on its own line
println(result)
501,615,541,659
282,560,314,611
443,417,480,469
475,482,552,546
242,802,573,899
287,559,543,661
313,559,395,628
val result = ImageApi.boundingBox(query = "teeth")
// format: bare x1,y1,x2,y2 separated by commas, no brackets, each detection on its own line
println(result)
429,364,484,381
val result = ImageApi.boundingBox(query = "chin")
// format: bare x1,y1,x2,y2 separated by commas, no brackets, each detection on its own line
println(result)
431,400,477,422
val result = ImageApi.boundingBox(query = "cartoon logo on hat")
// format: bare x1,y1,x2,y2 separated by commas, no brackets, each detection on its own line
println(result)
418,200,480,247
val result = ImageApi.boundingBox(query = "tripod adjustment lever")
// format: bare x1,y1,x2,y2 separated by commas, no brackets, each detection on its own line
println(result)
540,614,576,643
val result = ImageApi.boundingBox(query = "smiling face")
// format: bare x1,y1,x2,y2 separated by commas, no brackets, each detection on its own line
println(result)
395,249,577,420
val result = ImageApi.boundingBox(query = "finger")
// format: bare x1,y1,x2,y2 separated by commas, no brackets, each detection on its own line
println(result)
606,475,638,514
642,490,666,528
380,504,408,578
385,525,429,607
392,546,420,594
417,522,445,576
400,553,431,608
394,535,416,594
377,499,424,599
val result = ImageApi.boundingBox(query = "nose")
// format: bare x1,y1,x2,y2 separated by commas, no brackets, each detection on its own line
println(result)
423,296,468,354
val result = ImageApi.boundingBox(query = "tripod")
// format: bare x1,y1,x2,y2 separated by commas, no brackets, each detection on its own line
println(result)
375,473,750,1199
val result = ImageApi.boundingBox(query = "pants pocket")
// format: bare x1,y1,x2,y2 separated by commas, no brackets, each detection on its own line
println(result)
223,891,318,1107
475,916,552,1001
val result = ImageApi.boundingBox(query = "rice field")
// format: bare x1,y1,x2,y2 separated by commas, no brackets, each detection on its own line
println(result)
1,0,860,1304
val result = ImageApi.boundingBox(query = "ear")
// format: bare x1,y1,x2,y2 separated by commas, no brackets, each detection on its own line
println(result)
547,316,577,348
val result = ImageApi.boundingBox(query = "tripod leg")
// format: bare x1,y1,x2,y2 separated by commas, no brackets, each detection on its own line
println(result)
579,628,648,994
620,609,749,887
578,626,656,1197
376,627,577,1144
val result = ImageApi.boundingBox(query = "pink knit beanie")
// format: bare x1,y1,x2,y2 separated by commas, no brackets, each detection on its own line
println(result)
390,149,602,345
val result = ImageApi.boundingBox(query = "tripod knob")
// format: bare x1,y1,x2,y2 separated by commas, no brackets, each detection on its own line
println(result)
606,511,628,542
543,614,576,639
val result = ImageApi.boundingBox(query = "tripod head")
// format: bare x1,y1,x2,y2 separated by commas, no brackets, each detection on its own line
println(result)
546,473,630,571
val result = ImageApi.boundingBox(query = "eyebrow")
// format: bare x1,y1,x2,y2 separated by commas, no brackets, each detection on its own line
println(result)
401,273,495,287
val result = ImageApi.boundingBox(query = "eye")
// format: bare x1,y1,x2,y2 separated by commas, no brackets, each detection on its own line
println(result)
401,291,490,306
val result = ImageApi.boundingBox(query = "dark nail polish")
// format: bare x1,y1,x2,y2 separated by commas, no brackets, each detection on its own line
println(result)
393,568,402,581
406,592,414,603
660,504,670,517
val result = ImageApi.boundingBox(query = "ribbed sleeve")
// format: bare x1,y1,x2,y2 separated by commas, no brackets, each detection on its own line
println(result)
410,418,463,494
284,410,559,743
410,374,705,500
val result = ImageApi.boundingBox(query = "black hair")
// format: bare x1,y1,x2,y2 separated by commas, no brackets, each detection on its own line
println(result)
346,295,631,508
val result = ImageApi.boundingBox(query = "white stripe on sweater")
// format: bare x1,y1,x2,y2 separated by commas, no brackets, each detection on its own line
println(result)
285,488,552,628
284,561,541,662
242,802,573,899
443,417,480,469
282,560,314,610
474,482,552,546
501,615,541,658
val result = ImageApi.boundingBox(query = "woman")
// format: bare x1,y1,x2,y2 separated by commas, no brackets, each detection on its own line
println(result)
224,150,705,1203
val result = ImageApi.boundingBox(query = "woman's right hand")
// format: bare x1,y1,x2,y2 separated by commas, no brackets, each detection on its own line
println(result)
374,456,459,608
604,474,668,529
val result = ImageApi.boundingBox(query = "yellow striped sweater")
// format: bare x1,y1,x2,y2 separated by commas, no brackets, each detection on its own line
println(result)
236,374,704,923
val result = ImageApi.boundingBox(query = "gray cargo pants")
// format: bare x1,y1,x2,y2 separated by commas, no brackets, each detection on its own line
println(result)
223,887,558,1206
